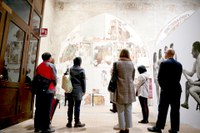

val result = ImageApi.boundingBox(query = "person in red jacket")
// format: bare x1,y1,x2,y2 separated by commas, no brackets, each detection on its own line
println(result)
34,52,57,133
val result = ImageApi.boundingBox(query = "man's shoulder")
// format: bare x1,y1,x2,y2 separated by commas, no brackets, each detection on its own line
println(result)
37,62,45,68
163,58,182,67
37,61,54,71
172,58,182,66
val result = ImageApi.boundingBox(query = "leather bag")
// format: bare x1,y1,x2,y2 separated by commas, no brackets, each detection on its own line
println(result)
108,62,117,93
32,74,51,94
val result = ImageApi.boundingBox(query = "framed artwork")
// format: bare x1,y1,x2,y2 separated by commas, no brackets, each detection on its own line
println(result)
7,41,20,64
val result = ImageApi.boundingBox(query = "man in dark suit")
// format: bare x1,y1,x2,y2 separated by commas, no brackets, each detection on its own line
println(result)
147,48,182,133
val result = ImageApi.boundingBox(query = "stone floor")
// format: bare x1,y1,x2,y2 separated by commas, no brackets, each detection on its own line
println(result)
1,103,200,133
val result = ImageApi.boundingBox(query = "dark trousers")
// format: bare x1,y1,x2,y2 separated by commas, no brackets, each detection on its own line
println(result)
156,91,181,131
139,96,149,121
64,93,68,106
34,92,54,131
67,93,81,123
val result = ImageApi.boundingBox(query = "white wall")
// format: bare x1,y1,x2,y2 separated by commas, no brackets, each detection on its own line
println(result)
39,0,56,64
154,9,200,129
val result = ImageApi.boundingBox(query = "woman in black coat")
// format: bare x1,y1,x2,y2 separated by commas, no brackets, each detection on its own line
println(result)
66,57,86,128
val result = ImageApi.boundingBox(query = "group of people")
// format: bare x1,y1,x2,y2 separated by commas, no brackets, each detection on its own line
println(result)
33,52,86,133
108,48,182,133
34,40,200,133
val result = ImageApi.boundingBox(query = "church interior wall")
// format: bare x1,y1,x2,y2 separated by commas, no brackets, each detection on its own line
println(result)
40,0,200,129
154,9,200,129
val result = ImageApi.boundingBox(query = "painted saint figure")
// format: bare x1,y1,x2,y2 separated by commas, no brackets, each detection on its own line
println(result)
153,52,160,103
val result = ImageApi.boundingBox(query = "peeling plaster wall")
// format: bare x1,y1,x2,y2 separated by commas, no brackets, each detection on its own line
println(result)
41,0,200,129
51,0,200,61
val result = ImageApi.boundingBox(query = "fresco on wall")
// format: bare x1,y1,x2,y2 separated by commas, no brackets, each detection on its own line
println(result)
153,43,178,104
152,10,194,104
58,14,147,105
154,41,200,112
153,10,200,118
153,51,160,104
48,0,200,128
153,12,200,126
181,41,200,110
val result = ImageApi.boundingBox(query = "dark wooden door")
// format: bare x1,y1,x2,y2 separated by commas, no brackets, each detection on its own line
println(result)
0,2,39,129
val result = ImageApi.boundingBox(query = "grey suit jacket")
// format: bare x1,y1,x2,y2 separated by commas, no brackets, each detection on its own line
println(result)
113,59,136,104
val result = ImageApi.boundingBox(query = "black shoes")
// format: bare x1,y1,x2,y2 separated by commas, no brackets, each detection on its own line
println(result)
119,129,129,133
138,120,149,124
147,126,162,133
66,122,85,128
66,123,72,128
147,127,177,133
74,122,85,128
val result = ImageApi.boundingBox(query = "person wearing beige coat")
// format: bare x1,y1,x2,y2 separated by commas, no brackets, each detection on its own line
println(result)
112,49,136,133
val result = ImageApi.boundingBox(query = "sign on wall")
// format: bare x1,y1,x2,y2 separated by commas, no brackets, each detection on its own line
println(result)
40,28,48,37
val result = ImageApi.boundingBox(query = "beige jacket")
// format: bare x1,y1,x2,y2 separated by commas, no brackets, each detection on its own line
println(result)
113,58,136,104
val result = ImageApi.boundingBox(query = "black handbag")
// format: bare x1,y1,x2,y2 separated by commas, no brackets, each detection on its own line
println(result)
108,62,117,93
32,74,51,94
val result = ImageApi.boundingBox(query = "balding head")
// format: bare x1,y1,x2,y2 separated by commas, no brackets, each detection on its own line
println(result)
165,48,175,59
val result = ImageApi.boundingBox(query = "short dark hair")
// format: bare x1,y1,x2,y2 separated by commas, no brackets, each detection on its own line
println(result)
137,65,147,74
42,52,51,61
193,41,200,53
73,57,82,66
